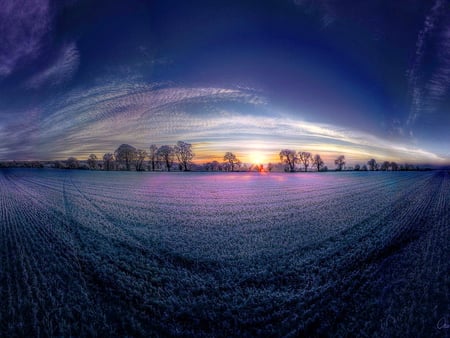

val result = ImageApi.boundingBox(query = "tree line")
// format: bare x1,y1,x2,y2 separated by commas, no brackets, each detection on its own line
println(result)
47,144,428,173
59,144,250,172
278,149,421,172
56,141,195,171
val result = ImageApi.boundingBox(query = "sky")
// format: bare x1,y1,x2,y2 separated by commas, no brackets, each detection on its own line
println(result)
0,0,449,166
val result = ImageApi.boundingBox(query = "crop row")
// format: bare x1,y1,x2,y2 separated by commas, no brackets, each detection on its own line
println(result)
0,169,448,336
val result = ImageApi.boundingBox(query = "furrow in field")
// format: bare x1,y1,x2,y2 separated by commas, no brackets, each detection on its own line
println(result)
0,171,97,336
186,172,439,336
365,171,450,337
6,171,67,220
65,170,442,338
152,172,434,266
3,172,81,267
58,174,168,335
0,172,40,336
1,169,447,337
298,171,443,337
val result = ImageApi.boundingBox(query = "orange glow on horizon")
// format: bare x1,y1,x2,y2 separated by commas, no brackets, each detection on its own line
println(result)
193,149,279,165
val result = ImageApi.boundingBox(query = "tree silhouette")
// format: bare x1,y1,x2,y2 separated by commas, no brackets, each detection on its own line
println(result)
367,158,377,171
312,154,324,172
157,145,175,171
391,162,399,171
381,161,390,171
211,160,221,171
298,151,312,172
223,152,241,172
174,141,194,171
354,164,361,171
204,160,221,171
87,154,97,170
103,153,114,171
135,149,147,171
279,149,297,172
334,155,345,171
66,157,79,169
148,144,158,171
115,144,137,171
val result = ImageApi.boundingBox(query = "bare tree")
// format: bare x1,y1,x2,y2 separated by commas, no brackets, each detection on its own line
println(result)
148,144,158,171
157,145,175,171
390,162,399,171
211,160,221,171
135,149,147,171
66,157,79,169
115,144,137,171
204,160,221,171
54,161,64,169
401,163,416,171
174,141,194,171
279,149,297,172
223,152,241,172
334,155,345,171
298,151,312,172
103,153,114,171
87,154,98,170
222,161,231,172
312,154,324,172
367,158,377,171
380,161,390,171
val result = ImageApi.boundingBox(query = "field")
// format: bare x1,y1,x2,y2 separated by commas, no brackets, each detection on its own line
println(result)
0,169,449,337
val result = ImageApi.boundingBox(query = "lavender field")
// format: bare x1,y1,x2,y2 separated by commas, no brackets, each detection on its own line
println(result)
1,169,449,337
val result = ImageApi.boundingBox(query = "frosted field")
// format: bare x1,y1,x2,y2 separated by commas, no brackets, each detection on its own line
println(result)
1,169,449,336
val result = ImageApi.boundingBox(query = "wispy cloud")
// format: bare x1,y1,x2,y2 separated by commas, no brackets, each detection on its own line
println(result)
0,108,42,159
26,42,80,89
423,25,450,111
0,81,266,159
0,78,446,165
407,0,449,126
186,115,447,164
0,0,51,77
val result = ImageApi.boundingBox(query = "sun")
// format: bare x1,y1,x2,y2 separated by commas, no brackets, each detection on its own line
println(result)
249,151,265,165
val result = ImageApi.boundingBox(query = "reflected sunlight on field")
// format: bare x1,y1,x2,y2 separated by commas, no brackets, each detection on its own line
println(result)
0,169,448,337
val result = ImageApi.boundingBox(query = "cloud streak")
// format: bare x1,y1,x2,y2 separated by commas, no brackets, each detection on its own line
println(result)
407,0,450,126
0,0,51,77
0,78,446,165
26,42,80,89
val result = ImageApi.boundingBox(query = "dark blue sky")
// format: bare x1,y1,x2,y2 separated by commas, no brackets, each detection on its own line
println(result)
0,0,449,165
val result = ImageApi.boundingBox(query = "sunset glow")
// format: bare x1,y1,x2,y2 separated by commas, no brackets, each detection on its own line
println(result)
1,1,449,336
0,1,449,167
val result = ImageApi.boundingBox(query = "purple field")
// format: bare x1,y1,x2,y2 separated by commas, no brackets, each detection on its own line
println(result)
1,169,449,336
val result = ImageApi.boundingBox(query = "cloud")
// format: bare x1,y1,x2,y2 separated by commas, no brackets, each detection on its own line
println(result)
188,115,446,164
0,78,446,165
26,42,80,89
407,0,450,126
423,26,450,110
0,108,42,159
0,0,51,77
0,81,266,159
